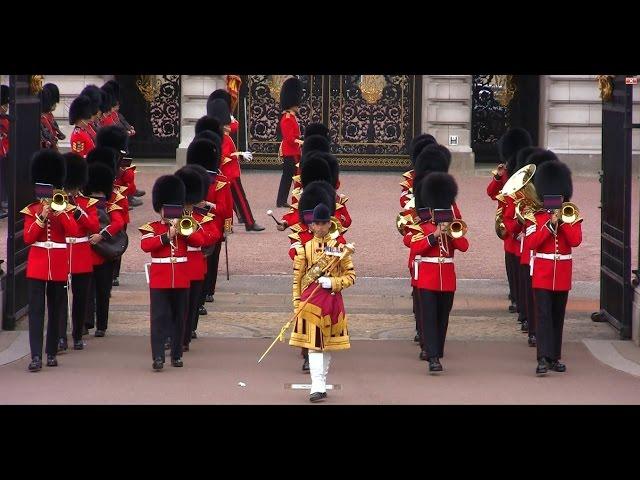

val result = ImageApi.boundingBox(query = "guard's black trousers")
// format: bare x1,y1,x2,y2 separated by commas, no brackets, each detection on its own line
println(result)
519,264,536,337
413,287,424,347
150,288,187,361
59,273,92,343
419,289,455,360
184,280,204,346
276,156,296,206
28,279,66,359
112,225,127,280
505,251,518,305
231,177,256,228
201,241,222,305
534,289,568,362
86,261,115,331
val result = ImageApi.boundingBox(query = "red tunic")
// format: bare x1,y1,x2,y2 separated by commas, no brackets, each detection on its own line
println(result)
0,116,8,157
70,126,96,158
528,211,583,291
280,111,301,157
67,195,100,274
205,173,233,232
140,220,206,289
185,210,222,281
21,202,79,282
502,197,522,255
220,134,241,181
230,117,239,135
400,170,414,209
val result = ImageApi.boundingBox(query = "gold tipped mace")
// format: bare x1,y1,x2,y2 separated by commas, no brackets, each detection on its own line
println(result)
257,243,355,364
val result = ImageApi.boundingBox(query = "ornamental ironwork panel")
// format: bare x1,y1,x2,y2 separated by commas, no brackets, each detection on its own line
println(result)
150,75,181,139
471,75,510,162
246,75,323,155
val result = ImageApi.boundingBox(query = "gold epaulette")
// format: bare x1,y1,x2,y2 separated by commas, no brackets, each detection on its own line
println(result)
338,194,349,205
20,205,35,216
216,180,227,191
64,203,76,213
107,203,124,213
402,170,414,180
400,180,411,189
138,222,154,233
292,175,301,183
411,232,426,242
199,215,213,224
288,232,301,242
116,185,127,193
221,156,233,166
406,224,424,234
290,223,304,233
86,197,99,207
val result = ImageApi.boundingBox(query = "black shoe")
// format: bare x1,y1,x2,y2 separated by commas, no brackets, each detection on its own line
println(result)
95,330,105,338
134,189,146,197
191,331,197,339
309,392,327,403
153,358,164,371
536,359,548,376
58,337,68,352
46,355,58,367
128,196,143,207
28,356,42,372
182,344,190,352
549,360,566,372
171,358,183,367
419,350,429,361
520,320,529,332
73,340,84,350
112,277,120,287
246,223,265,232
302,359,310,372
508,304,517,313
528,335,537,347
413,334,420,343
199,306,207,315
428,358,443,373
205,295,214,303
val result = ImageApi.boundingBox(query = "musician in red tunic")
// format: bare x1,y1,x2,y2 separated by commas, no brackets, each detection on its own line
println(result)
276,77,304,208
69,95,96,158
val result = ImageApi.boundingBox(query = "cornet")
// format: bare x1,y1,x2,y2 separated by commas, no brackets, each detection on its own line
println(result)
177,215,196,236
40,189,69,212
441,220,468,239
558,202,579,224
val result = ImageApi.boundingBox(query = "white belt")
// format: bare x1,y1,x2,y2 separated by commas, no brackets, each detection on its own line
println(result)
535,253,572,261
33,241,67,249
151,257,188,264
417,257,454,264
66,236,89,244
187,246,201,252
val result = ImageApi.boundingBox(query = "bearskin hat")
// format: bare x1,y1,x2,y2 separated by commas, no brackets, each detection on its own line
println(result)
409,134,437,166
184,164,212,198
301,154,332,187
31,149,66,187
280,77,303,111
498,127,532,164
68,95,93,124
0,85,9,105
421,172,458,210
152,175,186,213
513,146,543,175
84,163,115,197
102,80,120,103
534,160,573,202
414,144,450,180
298,180,335,224
207,89,232,109
43,82,60,104
86,147,118,172
186,138,219,172
195,115,224,138
40,87,55,113
175,166,205,204
301,134,331,157
195,129,222,153
63,152,88,190
525,149,559,170
97,125,129,152
304,122,329,139
80,85,102,116
207,98,231,125
99,87,114,113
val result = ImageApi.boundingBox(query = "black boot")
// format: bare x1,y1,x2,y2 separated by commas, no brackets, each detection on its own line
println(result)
205,294,214,303
520,320,529,332
58,337,68,353
152,357,164,371
191,330,197,339
46,355,58,367
94,330,105,337
413,333,420,343
199,306,207,315
309,392,327,403
302,358,310,372
73,340,84,350
428,357,443,373
28,356,42,372
246,223,265,232
508,302,517,313
112,277,119,287
171,357,184,367
419,350,429,361
528,335,536,347
549,360,566,372
536,358,548,376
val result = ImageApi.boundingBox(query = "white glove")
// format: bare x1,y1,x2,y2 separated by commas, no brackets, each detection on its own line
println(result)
242,151,253,162
318,276,332,289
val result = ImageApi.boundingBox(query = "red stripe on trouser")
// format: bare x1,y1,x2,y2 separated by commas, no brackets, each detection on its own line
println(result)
230,178,255,227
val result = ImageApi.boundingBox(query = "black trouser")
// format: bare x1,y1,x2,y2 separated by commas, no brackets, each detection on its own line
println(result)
150,288,188,361
413,287,424,347
112,225,127,280
519,264,536,337
276,156,296,206
518,260,532,326
86,261,115,330
28,279,66,359
201,242,222,304
231,177,256,228
534,289,568,362
0,154,7,206
59,272,92,343
505,251,517,304
184,280,204,345
506,252,521,317
419,289,454,360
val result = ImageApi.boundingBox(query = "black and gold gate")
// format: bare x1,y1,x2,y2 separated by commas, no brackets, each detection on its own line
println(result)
237,75,421,171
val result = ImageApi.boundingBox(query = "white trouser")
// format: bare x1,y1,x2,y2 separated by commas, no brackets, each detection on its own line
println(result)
308,351,332,394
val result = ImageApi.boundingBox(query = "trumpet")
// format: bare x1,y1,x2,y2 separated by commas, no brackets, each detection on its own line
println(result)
558,202,579,224
441,219,468,238
40,189,69,212
174,215,196,236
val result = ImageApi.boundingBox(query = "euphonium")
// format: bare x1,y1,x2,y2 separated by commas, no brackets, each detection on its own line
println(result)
559,202,579,224
50,189,68,212
443,220,468,239
178,215,196,236
501,164,541,223
495,206,507,240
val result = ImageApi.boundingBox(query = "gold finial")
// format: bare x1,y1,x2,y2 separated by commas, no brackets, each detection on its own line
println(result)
359,75,386,104
596,75,614,102
136,75,162,103
30,75,44,95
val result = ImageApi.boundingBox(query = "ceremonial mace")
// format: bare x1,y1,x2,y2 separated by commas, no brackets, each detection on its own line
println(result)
266,209,285,227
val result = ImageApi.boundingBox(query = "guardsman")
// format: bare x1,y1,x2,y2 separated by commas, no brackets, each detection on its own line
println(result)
276,77,304,208
174,166,222,350
58,153,100,351
40,87,58,149
69,95,96,158
207,89,239,136
22,150,79,371
528,160,582,376
289,180,355,402
42,83,66,143
401,134,437,209
406,172,469,374
140,175,206,371
80,85,103,141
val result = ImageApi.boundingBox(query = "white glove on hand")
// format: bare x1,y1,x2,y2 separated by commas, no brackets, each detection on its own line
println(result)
242,151,253,162
318,276,332,289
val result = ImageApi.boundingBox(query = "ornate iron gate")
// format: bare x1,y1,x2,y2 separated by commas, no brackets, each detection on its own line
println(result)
593,75,634,338
239,75,420,170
